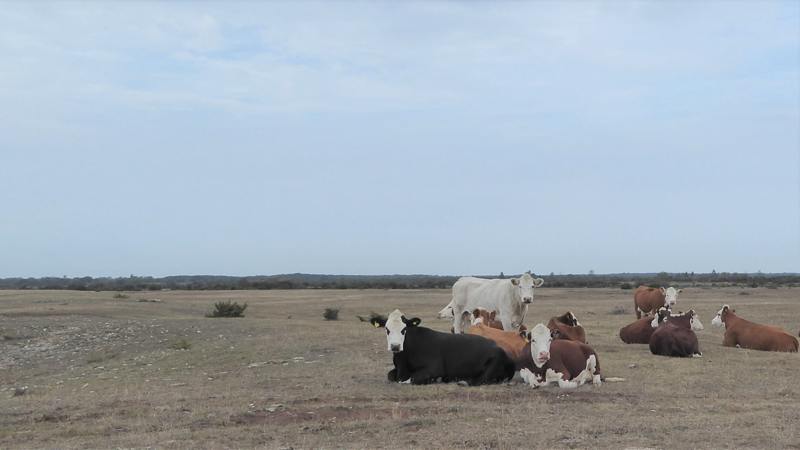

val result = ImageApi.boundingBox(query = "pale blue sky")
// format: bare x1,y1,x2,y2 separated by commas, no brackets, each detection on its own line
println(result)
1,1,798,277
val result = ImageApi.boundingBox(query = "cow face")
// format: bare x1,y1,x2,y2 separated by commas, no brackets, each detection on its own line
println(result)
524,324,553,368
562,311,580,327
651,307,671,328
712,305,732,328
662,287,682,307
436,304,454,320
471,308,496,326
371,309,420,353
511,272,545,304
687,310,704,331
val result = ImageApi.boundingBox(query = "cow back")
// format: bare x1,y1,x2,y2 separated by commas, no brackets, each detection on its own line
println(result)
619,317,656,344
649,323,699,357
634,286,665,314
467,323,528,368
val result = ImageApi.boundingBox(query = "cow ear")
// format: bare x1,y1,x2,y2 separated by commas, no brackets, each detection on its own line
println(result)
660,287,666,294
370,316,387,328
510,278,519,286
406,317,421,327
489,311,496,320
533,278,544,287
520,331,530,342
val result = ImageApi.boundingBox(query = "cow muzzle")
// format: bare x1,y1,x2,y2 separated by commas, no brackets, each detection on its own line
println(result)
390,344,402,353
522,297,533,304
537,351,550,362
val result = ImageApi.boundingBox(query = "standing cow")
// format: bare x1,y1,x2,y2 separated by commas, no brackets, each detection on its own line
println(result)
711,305,798,352
633,285,681,318
370,309,515,385
446,272,544,333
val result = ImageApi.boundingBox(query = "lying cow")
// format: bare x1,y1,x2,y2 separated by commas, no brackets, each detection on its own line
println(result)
711,305,799,353
619,311,668,344
471,308,505,330
466,321,529,370
633,285,681,319
446,272,544,333
518,324,601,389
547,311,587,343
370,309,515,385
649,308,702,357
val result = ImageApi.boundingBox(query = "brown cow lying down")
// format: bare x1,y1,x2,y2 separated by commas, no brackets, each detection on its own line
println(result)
547,311,587,343
649,308,702,358
467,322,529,370
619,308,669,344
712,305,799,353
518,324,601,389
633,285,681,319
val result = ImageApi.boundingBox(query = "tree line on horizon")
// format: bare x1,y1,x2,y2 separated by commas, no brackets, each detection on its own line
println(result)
0,271,797,291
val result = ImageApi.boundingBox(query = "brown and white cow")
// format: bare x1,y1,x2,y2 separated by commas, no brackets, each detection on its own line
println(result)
466,322,529,369
619,307,670,344
711,305,799,353
633,285,681,319
649,309,702,357
471,308,505,330
518,324,601,389
547,311,587,343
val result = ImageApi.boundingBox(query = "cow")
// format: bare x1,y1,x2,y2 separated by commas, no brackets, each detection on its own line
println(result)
633,285,682,318
471,308,505,330
466,322,530,370
711,305,799,353
649,308,702,357
369,309,516,385
447,272,544,333
619,310,669,344
547,311,587,343
518,324,601,389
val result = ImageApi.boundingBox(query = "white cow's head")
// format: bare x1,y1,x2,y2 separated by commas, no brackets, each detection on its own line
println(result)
711,304,733,329
523,323,553,368
662,286,682,307
688,310,704,331
511,272,545,304
370,309,420,353
651,306,671,328
436,304,454,320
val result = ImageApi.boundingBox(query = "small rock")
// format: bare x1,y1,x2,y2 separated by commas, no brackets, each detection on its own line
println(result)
13,386,28,396
628,364,637,369
266,404,284,413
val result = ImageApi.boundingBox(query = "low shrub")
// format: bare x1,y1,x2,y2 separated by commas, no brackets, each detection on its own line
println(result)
113,293,129,299
207,300,248,318
609,305,628,315
170,338,192,350
620,282,633,290
323,308,340,320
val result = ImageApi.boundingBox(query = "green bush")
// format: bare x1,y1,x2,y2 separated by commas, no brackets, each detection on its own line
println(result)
620,282,633,290
207,300,247,318
113,292,129,299
323,308,340,320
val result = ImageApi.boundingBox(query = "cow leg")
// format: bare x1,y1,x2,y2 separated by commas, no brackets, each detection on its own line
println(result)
452,306,465,334
408,370,435,385
519,368,545,388
387,368,398,382
546,368,581,389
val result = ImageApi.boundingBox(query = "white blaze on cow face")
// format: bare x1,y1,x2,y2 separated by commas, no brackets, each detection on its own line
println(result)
663,287,681,307
711,305,728,328
385,309,408,353
527,324,553,368
511,272,545,305
689,311,704,331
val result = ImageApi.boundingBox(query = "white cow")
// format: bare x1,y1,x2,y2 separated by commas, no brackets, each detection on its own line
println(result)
447,272,544,333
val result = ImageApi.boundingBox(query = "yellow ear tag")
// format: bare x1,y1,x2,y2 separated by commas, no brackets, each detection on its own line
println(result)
373,322,380,328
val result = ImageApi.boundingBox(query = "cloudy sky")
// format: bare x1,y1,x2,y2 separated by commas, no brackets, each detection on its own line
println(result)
1,1,798,277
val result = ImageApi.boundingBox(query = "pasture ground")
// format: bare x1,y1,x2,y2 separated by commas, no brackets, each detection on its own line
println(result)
1,287,799,449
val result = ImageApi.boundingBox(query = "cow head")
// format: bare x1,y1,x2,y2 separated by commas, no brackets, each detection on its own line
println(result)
510,272,545,304
436,304,454,320
662,287,682,307
686,309,704,331
651,306,671,328
471,308,496,326
559,311,580,327
370,309,420,353
523,323,553,368
711,304,734,329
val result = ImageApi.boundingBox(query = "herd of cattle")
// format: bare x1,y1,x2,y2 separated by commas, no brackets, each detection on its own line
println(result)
366,273,799,388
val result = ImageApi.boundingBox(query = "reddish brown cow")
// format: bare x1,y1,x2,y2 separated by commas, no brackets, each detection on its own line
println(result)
619,308,669,344
471,308,504,330
466,323,529,369
518,324,601,389
711,305,798,353
649,309,702,357
633,285,681,319
547,311,587,343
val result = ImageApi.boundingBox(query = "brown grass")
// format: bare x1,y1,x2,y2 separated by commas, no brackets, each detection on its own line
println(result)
1,287,799,449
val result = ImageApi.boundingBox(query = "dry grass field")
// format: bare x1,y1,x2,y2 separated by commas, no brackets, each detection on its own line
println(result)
1,287,799,449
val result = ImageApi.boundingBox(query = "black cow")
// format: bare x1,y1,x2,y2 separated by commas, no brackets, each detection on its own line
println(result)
370,309,515,385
